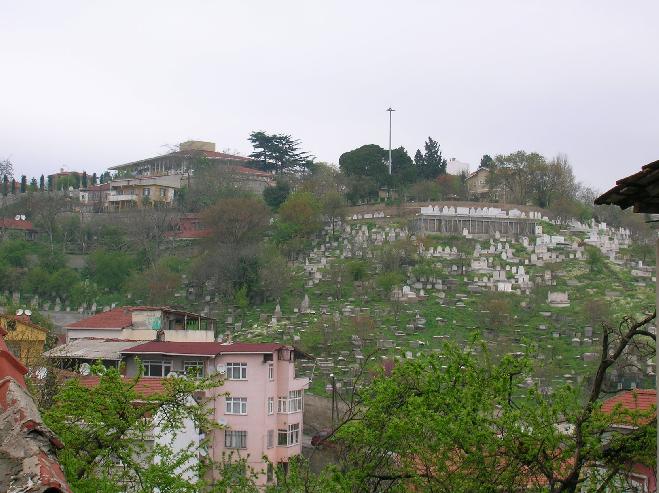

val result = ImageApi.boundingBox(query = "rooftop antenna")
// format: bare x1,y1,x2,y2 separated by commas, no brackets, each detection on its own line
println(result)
386,107,395,175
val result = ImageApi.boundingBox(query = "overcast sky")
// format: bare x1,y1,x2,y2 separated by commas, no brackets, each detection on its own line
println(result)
1,1,657,191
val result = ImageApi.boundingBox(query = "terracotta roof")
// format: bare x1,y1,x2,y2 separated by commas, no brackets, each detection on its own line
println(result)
66,308,133,329
1,314,49,334
227,164,273,178
0,218,36,230
595,159,659,213
110,148,252,170
121,341,285,357
80,183,111,192
77,375,167,397
600,389,656,415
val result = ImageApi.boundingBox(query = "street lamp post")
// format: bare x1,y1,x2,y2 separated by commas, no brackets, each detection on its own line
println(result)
387,107,395,175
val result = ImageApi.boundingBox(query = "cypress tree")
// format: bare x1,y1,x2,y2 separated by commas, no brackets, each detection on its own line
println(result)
92,172,97,186
2,175,7,196
30,177,37,191
20,175,27,193
47,175,53,191
39,175,45,191
11,179,16,194
82,171,88,188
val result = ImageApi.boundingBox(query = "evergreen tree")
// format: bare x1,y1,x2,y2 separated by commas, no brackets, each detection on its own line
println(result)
81,171,88,188
248,131,313,174
414,149,425,168
480,154,495,169
92,172,97,186
11,179,16,194
422,137,446,179
47,175,53,191
20,175,26,193
30,177,37,191
2,175,7,196
39,174,45,191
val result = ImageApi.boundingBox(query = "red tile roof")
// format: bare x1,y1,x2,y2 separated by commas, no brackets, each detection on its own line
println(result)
66,308,134,329
0,218,36,230
78,375,167,397
121,341,284,356
600,389,656,415
1,314,49,334
227,164,273,178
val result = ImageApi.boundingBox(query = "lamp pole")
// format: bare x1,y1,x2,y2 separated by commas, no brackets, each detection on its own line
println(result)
387,107,395,175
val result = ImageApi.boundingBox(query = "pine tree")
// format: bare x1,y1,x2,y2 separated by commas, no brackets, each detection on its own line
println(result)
480,155,494,169
30,177,37,191
82,171,88,188
414,149,425,169
47,175,53,191
2,175,7,196
20,175,27,193
11,179,16,194
92,172,97,186
39,175,45,191
422,137,446,179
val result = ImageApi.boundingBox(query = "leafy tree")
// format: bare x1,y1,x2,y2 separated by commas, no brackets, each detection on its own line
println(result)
480,154,495,168
256,246,291,303
20,175,26,193
274,192,322,257
88,249,135,291
347,260,368,281
130,262,181,305
263,180,291,210
321,191,346,236
332,322,656,493
375,271,404,298
0,157,14,179
43,363,222,493
248,131,313,174
339,145,387,184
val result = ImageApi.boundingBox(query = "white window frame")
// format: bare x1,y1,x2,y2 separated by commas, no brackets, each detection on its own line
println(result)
143,187,150,196
267,397,274,415
183,360,204,377
224,430,247,449
143,360,172,377
226,362,247,380
225,397,247,415
277,423,300,447
268,363,274,381
277,397,287,414
277,391,303,413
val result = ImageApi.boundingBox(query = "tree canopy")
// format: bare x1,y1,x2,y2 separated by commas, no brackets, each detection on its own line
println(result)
248,131,313,174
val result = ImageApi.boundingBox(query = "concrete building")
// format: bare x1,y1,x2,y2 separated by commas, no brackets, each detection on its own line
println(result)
64,306,217,343
120,341,310,485
106,174,182,210
78,183,111,212
108,140,274,194
466,167,490,200
0,313,48,367
446,158,470,176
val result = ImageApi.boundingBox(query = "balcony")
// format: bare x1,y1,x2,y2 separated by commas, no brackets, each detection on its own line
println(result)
108,194,138,202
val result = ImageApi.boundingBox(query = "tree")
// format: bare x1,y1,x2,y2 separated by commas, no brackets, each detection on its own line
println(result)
274,192,322,257
39,174,45,191
43,363,222,492
88,249,135,291
421,136,447,179
31,193,70,251
256,246,291,302
339,145,387,184
413,149,424,168
81,171,88,188
331,314,656,493
47,174,53,191
124,208,175,268
263,180,291,210
480,154,495,168
248,131,313,174
2,175,7,196
0,157,14,179
10,178,16,194
321,191,346,236
20,175,26,193
91,172,97,186
29,177,37,191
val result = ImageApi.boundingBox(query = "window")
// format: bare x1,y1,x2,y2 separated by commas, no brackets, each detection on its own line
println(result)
266,463,274,483
268,363,274,380
278,391,303,413
143,360,172,377
277,423,300,447
226,362,247,380
267,397,274,415
267,430,274,449
143,188,150,196
288,390,303,413
225,397,247,415
159,188,166,197
224,430,247,449
184,360,204,377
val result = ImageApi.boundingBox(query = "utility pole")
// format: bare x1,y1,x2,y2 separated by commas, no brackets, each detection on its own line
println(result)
386,107,395,175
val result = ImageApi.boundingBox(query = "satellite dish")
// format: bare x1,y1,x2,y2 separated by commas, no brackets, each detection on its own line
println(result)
79,363,91,376
35,367,47,380
16,309,23,316
24,309,32,316
20,215,25,220
216,364,226,374
14,215,20,220
167,371,178,378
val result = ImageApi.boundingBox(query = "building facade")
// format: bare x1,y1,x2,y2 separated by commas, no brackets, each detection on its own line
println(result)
120,341,309,485
0,313,48,367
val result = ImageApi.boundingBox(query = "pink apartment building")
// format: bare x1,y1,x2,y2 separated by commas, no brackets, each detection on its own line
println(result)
120,341,310,485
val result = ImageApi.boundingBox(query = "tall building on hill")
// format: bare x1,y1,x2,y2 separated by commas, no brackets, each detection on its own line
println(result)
446,158,470,176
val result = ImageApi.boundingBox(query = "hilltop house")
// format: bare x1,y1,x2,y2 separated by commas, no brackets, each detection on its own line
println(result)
106,174,182,210
0,217,38,241
108,140,274,194
165,213,211,240
78,183,111,212
120,341,310,485
0,313,49,367
64,306,217,343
